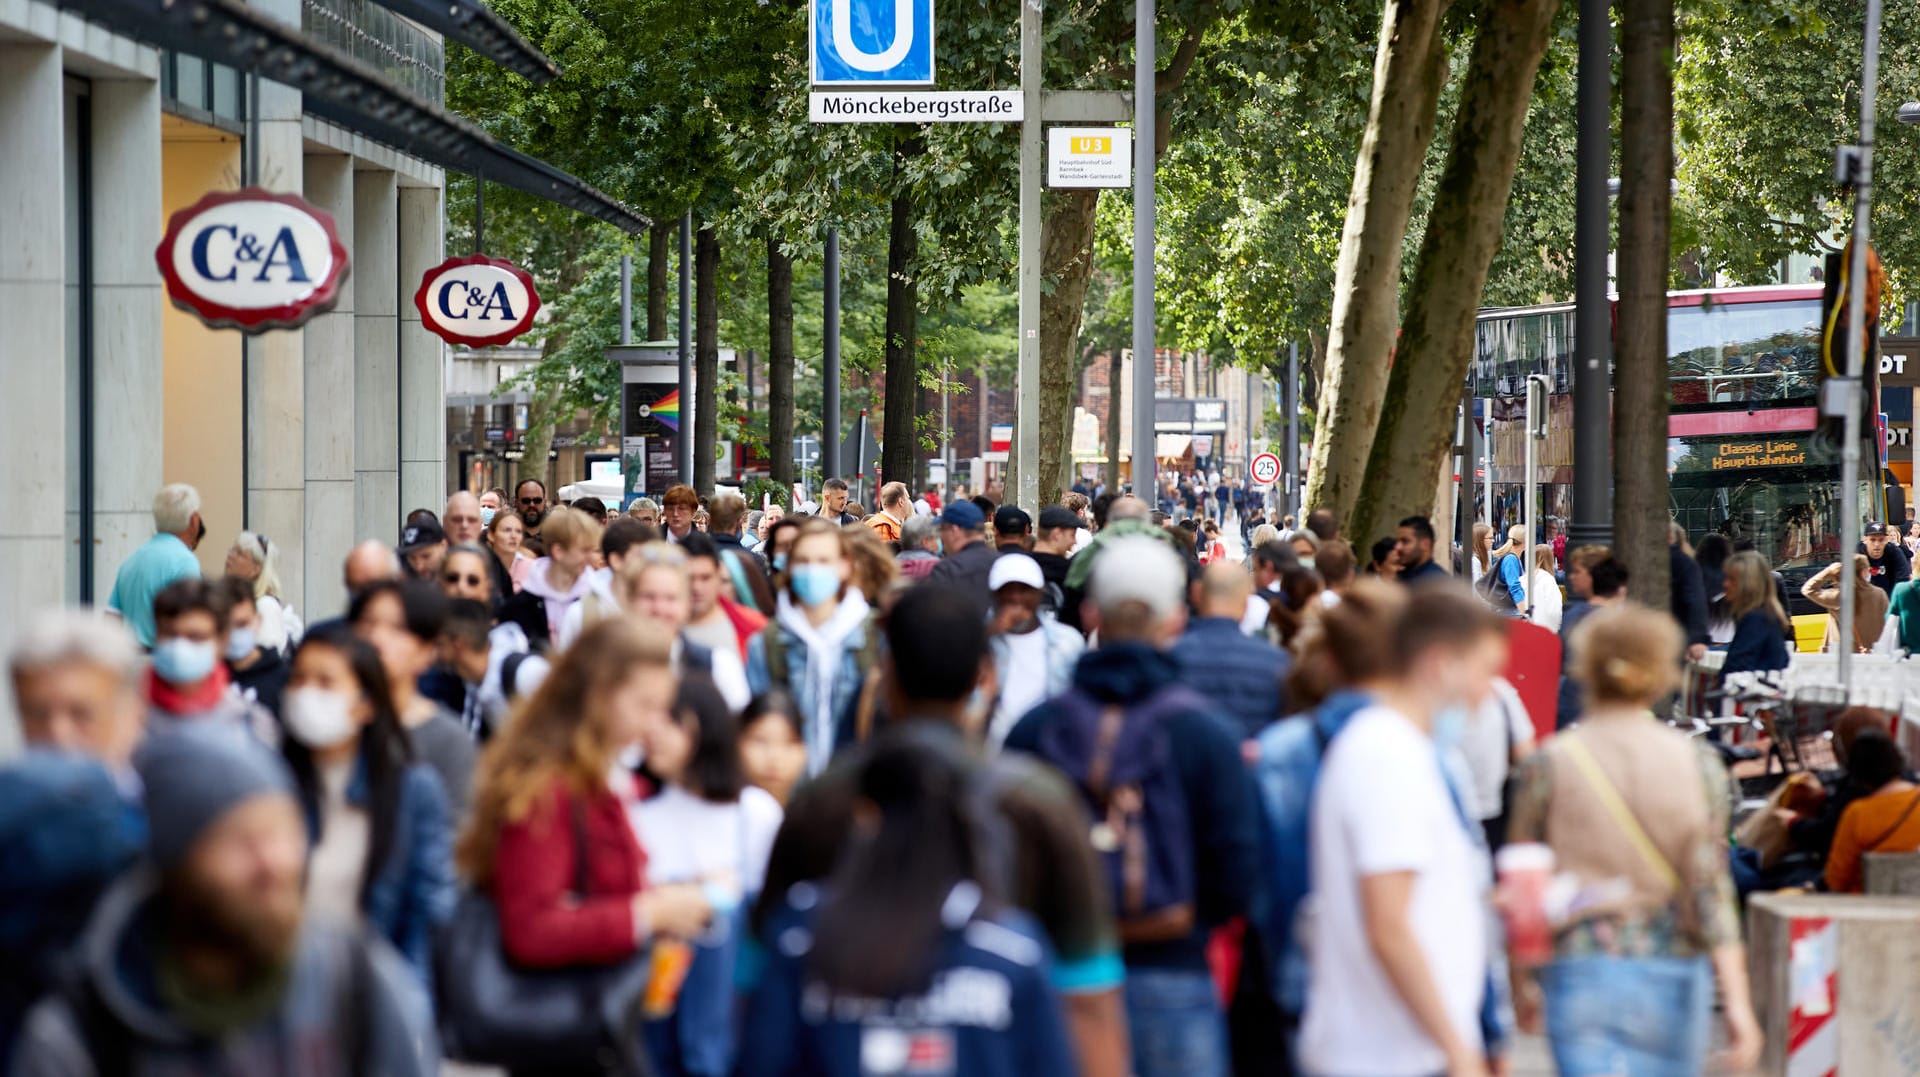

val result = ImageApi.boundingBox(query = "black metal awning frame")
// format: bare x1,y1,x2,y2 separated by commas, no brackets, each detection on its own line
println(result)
63,0,647,234
370,0,558,85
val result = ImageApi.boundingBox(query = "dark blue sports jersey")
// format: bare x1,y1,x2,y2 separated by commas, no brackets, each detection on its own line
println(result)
738,887,1077,1077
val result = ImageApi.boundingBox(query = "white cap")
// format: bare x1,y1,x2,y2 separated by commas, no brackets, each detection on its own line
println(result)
989,552,1046,593
1088,536,1186,621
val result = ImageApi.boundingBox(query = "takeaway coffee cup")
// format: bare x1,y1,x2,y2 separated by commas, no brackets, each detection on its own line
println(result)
1496,842,1556,966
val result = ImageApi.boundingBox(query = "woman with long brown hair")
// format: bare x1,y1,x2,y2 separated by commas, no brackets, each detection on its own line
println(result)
1721,549,1791,677
457,617,711,978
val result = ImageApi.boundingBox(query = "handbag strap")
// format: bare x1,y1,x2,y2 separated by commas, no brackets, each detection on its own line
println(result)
1559,734,1682,892
1862,788,1920,855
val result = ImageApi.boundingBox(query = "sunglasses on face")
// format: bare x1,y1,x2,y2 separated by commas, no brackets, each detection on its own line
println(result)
444,572,486,587
518,497,544,506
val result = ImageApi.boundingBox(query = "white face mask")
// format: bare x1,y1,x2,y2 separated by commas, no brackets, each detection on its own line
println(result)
281,687,361,749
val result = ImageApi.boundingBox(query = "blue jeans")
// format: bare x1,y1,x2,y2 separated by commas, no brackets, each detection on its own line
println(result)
1539,955,1712,1077
1125,967,1228,1077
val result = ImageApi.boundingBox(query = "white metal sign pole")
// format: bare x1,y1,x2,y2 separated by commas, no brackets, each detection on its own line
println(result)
1015,0,1042,513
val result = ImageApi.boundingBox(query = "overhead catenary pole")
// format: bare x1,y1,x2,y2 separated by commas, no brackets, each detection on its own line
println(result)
1569,0,1613,552
1838,0,1884,691
1129,0,1157,495
1015,0,1042,512
823,226,843,485
1284,342,1299,519
678,212,693,485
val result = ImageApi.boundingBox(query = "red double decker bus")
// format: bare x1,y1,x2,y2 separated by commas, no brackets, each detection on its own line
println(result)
1470,284,1891,628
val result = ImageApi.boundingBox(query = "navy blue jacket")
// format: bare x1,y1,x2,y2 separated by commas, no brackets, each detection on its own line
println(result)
1723,610,1791,677
1670,543,1711,647
1168,616,1290,738
299,756,457,990
1003,643,1260,971
740,897,1075,1077
0,753,142,1064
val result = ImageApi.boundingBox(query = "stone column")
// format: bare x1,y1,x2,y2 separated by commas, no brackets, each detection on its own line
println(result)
303,153,354,619
242,60,306,606
353,169,398,541
89,77,164,604
398,183,445,514
0,44,66,751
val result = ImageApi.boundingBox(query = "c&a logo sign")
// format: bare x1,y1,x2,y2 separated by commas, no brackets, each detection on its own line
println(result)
413,254,541,348
156,188,348,332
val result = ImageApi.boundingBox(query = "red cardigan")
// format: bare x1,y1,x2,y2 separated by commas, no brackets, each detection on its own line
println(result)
493,777,648,968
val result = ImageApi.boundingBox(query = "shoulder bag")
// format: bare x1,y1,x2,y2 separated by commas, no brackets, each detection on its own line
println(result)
435,799,656,1075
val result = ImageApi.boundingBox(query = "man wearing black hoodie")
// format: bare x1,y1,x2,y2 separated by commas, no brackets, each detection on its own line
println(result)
1004,535,1259,1077
219,577,289,719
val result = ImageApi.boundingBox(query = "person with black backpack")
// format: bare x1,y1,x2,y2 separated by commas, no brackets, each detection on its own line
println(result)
1002,535,1259,1077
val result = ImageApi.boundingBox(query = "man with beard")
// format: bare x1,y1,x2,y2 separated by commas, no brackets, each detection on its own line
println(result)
14,726,436,1075
515,478,550,556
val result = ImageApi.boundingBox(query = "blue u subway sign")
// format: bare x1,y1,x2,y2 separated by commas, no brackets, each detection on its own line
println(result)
811,0,935,86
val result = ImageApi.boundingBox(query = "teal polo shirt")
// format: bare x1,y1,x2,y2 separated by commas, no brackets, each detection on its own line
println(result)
106,533,202,647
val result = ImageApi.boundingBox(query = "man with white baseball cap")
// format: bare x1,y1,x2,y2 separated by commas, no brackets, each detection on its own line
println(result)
984,553,1083,749
1000,537,1259,1077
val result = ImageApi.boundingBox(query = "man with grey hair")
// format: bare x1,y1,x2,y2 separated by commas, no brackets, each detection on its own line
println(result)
896,513,942,581
2,610,149,1060
10,609,146,780
443,490,485,547
626,497,661,527
1002,536,1259,1077
106,483,205,648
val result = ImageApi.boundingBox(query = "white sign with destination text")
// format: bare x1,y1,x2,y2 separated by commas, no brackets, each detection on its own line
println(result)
810,91,1022,123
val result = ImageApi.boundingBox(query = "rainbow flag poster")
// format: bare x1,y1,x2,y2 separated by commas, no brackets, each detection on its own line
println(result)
635,389,681,431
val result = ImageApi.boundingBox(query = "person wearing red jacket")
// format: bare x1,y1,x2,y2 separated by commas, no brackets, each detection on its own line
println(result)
456,618,711,973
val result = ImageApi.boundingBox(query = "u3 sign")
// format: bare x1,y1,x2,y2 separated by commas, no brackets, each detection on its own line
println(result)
413,254,541,348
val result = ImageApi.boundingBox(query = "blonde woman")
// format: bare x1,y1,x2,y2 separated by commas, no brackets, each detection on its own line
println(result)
1529,544,1564,632
225,530,300,651
1507,604,1761,1074
1722,550,1791,676
1479,524,1529,613
1470,522,1494,583
1801,553,1889,655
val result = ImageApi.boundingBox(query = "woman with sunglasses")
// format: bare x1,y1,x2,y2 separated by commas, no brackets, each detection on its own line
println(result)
225,529,302,653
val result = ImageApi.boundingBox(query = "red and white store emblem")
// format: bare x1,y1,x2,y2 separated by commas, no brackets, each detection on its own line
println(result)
413,254,541,348
156,188,348,332
1788,917,1837,1077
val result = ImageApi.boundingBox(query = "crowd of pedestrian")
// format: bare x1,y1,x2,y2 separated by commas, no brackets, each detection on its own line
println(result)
2,474,1787,1076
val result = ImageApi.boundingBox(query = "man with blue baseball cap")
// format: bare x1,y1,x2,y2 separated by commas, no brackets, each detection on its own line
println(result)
925,499,999,596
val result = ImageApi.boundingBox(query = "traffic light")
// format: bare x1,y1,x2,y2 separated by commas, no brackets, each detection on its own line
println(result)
1821,241,1884,379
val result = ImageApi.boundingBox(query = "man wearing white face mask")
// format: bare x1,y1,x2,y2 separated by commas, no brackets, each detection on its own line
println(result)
144,578,278,745
1299,585,1511,1077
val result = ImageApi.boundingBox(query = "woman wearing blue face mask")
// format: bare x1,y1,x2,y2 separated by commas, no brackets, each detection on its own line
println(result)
745,519,884,777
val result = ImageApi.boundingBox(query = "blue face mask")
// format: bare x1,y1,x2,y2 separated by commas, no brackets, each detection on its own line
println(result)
224,626,257,662
790,564,842,608
772,552,788,574
1432,704,1470,751
480,507,496,528
152,638,218,686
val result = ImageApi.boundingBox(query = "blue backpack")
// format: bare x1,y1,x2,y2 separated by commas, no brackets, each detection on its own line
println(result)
1037,686,1202,944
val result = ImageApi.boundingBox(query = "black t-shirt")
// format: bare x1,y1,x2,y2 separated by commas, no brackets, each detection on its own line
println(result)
1860,541,1912,598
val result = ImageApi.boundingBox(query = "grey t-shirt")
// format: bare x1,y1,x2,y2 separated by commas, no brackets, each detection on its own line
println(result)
405,706,476,816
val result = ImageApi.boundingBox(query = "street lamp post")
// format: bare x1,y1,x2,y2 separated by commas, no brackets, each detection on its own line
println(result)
1569,0,1612,553
1834,0,1883,691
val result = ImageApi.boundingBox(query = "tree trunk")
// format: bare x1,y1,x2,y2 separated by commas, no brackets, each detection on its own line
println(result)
882,135,924,490
1350,0,1560,544
694,222,720,493
1106,348,1123,491
1036,187,1103,507
1301,0,1453,529
647,224,669,341
1615,0,1674,601
768,235,795,491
